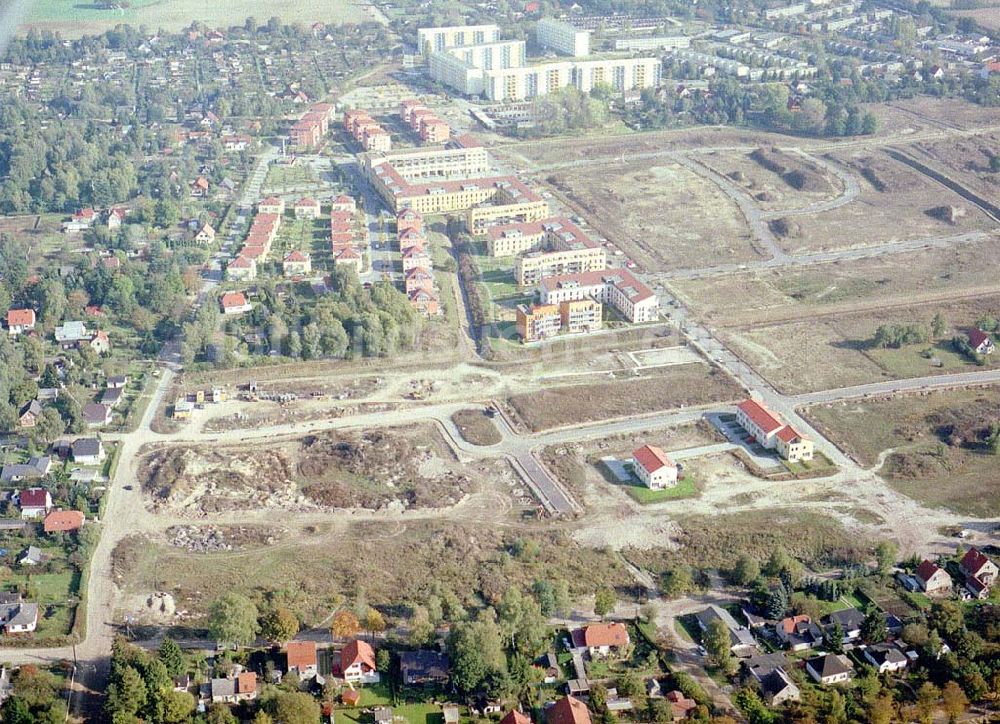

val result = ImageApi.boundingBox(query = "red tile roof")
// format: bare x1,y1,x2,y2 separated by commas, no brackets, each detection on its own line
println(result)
221,292,248,309
961,547,993,576
284,251,309,262
19,488,50,508
778,614,810,634
229,255,254,269
7,309,35,327
547,697,591,724
915,560,942,582
776,425,804,444
44,510,85,532
501,711,531,724
632,445,674,474
286,640,317,670
539,269,654,304
237,671,256,695
737,399,784,435
580,622,629,648
968,328,992,349
341,639,376,672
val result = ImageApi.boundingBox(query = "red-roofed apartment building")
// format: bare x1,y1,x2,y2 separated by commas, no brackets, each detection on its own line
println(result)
571,623,630,657
631,445,678,489
735,399,814,462
341,639,380,683
6,309,36,336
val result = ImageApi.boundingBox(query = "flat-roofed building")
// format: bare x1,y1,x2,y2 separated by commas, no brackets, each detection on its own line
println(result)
483,56,661,101
537,18,591,57
417,24,500,55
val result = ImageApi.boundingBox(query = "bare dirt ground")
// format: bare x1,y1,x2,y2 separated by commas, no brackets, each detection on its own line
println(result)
771,150,996,254
504,363,742,432
717,295,1000,394
698,147,843,213
805,386,1000,517
542,158,763,271
671,234,1000,327
138,422,494,513
912,132,1000,199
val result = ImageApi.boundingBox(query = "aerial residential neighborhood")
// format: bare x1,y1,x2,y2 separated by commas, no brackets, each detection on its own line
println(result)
2,0,1000,720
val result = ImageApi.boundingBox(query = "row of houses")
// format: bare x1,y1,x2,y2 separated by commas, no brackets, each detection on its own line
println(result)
330,194,365,275
227,201,284,282
343,108,392,152
400,99,452,144
905,546,999,601
397,208,442,316
735,398,814,463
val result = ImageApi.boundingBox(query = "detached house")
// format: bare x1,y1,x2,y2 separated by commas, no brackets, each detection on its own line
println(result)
572,622,630,657
82,403,112,428
960,547,998,599
18,400,43,428
547,696,591,724
286,641,318,678
282,251,312,277
220,292,252,315
775,615,823,652
6,309,35,336
968,329,996,355
341,639,380,683
915,560,953,596
400,650,450,686
863,644,908,674
631,445,678,489
805,653,853,685
18,488,52,519
195,224,216,243
43,510,85,533
823,608,865,645
190,177,210,197
293,198,322,219
0,599,38,634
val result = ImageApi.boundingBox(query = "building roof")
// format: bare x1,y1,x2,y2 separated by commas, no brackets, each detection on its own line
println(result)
824,607,864,631
759,668,797,699
865,644,907,666
962,547,994,576
744,652,789,680
501,710,531,724
286,640,317,670
221,291,248,309
7,309,35,327
577,622,629,648
737,399,784,435
72,438,102,458
547,696,591,724
237,671,257,694
82,403,110,424
229,255,255,269
341,639,376,671
18,488,50,508
295,197,320,207
968,328,992,348
807,653,852,678
43,510,85,532
632,444,674,474
776,425,805,444
538,269,654,304
284,250,310,263
211,678,235,697
915,559,944,583
400,650,449,679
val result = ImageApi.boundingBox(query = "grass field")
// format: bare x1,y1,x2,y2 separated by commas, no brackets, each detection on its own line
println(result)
504,364,741,432
263,165,318,192
21,0,369,36
805,386,1000,516
615,475,699,504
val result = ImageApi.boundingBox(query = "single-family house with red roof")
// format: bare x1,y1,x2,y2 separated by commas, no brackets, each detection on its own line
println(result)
293,197,322,219
220,292,252,315
968,328,995,356
501,711,531,724
631,445,677,489
6,309,36,336
571,623,630,657
547,696,591,724
195,224,216,243
915,560,952,595
960,547,998,598
282,251,312,277
341,639,380,683
408,289,440,316
227,255,257,281
43,510,85,533
286,641,318,677
190,177,210,197
18,488,52,519
258,197,285,215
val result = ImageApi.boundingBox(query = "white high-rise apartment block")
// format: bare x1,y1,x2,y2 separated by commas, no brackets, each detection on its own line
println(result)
536,18,590,57
417,24,500,55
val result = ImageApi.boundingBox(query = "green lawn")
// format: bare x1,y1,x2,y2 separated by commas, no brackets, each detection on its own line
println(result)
840,591,866,610
868,342,999,378
337,683,449,724
674,615,699,643
617,476,699,504
263,164,318,191
782,452,838,475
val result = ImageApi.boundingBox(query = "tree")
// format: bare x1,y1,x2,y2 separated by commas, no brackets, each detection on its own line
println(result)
157,638,185,677
409,606,435,647
731,555,760,586
703,619,736,674
161,690,196,724
594,587,617,617
331,609,360,640
765,587,788,620
447,617,507,693
205,703,238,724
875,541,898,574
861,608,888,644
825,621,844,654
915,682,939,724
942,681,968,722
207,592,259,647
376,649,391,672
868,693,896,724
661,567,694,598
106,665,148,718
553,579,571,617
260,607,299,644
265,691,321,723
364,607,387,641
932,312,948,339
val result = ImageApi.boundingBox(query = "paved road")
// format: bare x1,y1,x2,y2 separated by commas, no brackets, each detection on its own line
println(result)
794,368,1000,406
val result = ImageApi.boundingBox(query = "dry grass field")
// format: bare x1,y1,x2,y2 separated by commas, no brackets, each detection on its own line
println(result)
912,133,1000,200
805,387,1000,516
504,363,743,432
112,520,635,620
544,158,764,271
771,150,996,254
874,97,1000,132
671,235,1000,327
946,7,1000,30
697,148,843,212
717,295,1000,394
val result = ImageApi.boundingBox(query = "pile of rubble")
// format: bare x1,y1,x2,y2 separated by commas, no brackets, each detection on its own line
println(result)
168,525,286,552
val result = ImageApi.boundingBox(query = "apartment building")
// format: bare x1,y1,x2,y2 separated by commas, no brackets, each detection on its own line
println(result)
446,40,526,71
483,56,661,101
516,245,606,286
536,18,591,57
516,298,602,342
487,221,547,256
735,399,815,462
417,24,500,55
466,199,551,234
429,51,489,95
482,216,607,284
538,269,658,323
366,147,490,182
